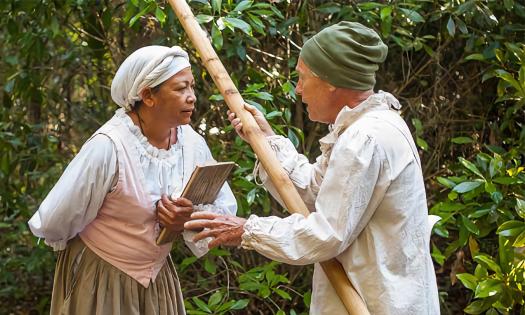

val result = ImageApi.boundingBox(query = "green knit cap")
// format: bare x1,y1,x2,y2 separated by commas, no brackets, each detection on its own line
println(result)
299,21,388,90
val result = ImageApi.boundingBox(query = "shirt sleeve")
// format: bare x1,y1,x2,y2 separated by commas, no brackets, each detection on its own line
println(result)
256,135,323,212
241,130,389,265
28,134,118,251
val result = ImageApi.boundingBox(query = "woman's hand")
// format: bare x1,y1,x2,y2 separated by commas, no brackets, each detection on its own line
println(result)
157,195,193,233
184,211,247,248
228,103,275,143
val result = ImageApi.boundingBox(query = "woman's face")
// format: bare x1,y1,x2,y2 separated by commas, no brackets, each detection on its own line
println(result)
151,67,196,126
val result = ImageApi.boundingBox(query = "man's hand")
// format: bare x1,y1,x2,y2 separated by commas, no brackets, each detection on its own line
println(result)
184,211,247,249
228,103,275,143
157,195,193,233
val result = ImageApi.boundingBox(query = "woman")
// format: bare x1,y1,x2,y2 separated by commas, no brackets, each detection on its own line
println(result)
28,45,236,314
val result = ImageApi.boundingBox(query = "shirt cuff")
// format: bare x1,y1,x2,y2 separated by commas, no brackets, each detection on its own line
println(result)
45,239,67,251
240,214,261,250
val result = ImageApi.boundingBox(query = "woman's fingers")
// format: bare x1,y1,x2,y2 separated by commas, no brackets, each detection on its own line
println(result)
173,197,193,207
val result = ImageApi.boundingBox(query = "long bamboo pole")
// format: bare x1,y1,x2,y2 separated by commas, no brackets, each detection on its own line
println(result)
167,1,370,314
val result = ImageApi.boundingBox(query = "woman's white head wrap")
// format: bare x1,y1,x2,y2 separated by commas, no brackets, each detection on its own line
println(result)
111,45,191,111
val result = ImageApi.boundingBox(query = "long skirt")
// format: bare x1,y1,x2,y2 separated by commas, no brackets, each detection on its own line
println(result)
49,237,186,315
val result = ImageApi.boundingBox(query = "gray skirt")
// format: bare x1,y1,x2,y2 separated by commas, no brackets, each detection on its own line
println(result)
50,237,186,315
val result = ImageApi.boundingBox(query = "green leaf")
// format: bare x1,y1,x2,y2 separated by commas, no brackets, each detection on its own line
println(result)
452,181,482,193
473,254,502,274
246,188,256,204
288,129,300,148
224,17,252,35
129,3,154,27
495,69,523,92
513,230,525,247
461,215,480,235
274,288,292,300
266,111,282,119
465,54,486,61
155,7,166,24
457,273,478,291
416,137,429,151
208,291,222,307
196,14,213,24
192,297,212,313
451,136,473,144
436,176,456,189
233,0,252,12
431,244,446,266
464,299,491,314
211,23,223,50
516,199,525,219
380,6,392,20
474,279,503,298
230,299,249,310
399,8,425,23
459,157,484,178
204,258,217,274
484,181,496,194
180,256,198,270
447,16,455,37
211,0,222,14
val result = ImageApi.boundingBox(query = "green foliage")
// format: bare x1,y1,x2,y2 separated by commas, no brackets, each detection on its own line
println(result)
1,0,524,314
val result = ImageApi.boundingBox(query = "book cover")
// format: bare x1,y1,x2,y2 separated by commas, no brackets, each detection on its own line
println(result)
156,161,235,245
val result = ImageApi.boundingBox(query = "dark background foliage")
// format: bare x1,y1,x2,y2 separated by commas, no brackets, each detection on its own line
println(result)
0,0,524,314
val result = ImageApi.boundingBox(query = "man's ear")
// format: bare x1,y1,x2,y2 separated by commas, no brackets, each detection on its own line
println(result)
140,88,155,108
327,83,337,93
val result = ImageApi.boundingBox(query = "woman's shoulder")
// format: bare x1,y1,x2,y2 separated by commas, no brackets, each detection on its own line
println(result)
180,124,207,147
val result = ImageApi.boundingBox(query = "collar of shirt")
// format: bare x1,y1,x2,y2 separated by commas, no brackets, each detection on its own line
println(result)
319,91,402,153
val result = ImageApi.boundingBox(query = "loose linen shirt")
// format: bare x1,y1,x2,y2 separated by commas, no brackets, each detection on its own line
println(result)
29,109,237,255
241,92,440,314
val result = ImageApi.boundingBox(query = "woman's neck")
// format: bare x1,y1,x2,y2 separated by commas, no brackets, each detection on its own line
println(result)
128,110,176,150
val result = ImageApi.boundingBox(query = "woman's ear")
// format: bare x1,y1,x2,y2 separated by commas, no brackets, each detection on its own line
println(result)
140,88,155,108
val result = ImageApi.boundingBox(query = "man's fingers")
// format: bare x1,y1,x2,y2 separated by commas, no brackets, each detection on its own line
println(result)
184,219,223,231
192,227,231,243
243,103,259,115
190,211,220,220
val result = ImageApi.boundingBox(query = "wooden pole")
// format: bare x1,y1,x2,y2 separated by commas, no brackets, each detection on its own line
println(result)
167,1,370,314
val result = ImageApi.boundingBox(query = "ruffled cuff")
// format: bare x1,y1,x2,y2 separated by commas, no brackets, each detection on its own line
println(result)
184,203,229,258
240,214,262,250
45,239,67,251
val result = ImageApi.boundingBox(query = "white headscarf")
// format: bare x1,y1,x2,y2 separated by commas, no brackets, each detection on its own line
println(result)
111,45,191,111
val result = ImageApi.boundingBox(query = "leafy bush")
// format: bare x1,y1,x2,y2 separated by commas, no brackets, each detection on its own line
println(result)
1,0,524,314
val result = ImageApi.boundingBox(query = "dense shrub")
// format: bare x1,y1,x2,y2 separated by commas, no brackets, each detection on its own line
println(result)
0,0,523,314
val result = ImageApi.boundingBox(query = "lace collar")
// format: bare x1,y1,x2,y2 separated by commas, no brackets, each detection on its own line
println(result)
114,108,184,160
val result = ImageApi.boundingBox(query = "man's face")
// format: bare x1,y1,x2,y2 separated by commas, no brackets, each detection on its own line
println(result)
295,58,336,123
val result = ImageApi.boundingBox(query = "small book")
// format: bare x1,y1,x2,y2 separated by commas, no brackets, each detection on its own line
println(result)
156,161,236,245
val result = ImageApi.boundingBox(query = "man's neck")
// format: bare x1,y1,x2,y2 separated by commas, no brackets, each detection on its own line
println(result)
326,89,374,123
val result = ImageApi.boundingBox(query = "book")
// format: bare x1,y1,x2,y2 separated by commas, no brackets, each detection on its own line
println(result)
156,161,236,245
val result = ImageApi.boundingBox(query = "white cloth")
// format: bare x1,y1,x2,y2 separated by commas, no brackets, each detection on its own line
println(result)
28,109,237,255
111,45,191,111
241,92,440,314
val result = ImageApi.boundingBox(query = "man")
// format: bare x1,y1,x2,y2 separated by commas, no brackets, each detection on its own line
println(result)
185,21,440,314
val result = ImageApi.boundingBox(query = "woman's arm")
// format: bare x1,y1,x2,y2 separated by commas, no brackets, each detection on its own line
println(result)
28,134,118,251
